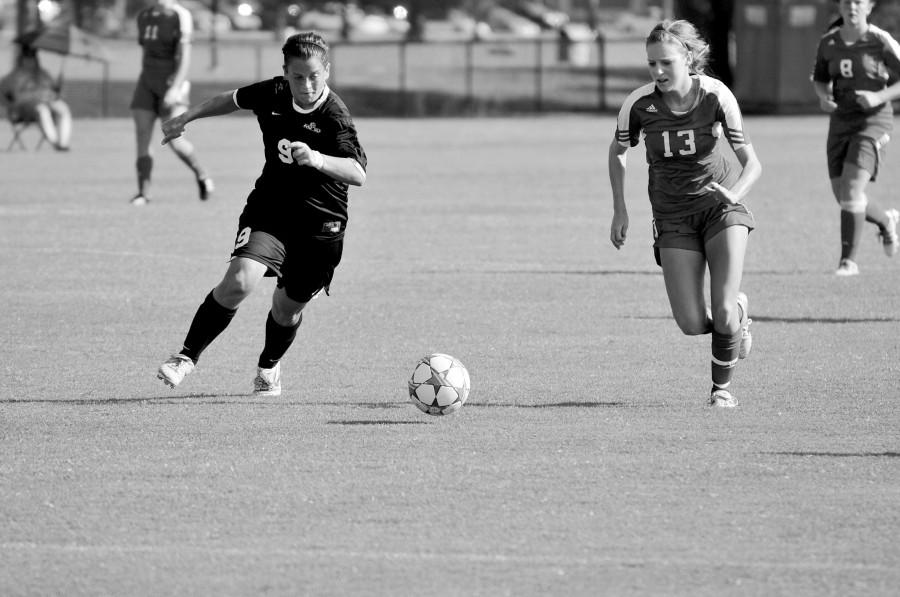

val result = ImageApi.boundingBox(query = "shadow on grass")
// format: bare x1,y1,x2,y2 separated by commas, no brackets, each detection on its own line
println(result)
483,269,662,276
751,316,900,324
0,394,297,405
768,451,900,458
327,420,428,425
511,401,627,408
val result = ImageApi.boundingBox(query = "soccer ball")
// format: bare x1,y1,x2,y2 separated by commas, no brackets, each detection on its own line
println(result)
408,353,470,416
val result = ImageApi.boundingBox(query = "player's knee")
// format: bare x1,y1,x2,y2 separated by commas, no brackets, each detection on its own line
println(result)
839,191,867,213
674,315,709,336
711,304,740,335
216,274,257,305
271,294,304,326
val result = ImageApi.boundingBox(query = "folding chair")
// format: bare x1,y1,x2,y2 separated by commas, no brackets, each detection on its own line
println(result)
6,107,47,151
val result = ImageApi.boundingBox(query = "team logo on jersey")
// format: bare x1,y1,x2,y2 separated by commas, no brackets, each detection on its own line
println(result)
304,122,322,134
322,221,341,233
645,104,658,112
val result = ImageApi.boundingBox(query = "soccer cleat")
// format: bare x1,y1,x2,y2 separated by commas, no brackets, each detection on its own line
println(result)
709,388,738,408
835,259,859,276
879,208,899,257
197,177,214,201
253,362,282,396
736,291,752,360
130,194,150,206
157,354,195,388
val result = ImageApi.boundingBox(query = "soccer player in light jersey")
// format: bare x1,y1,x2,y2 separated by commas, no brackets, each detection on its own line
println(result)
812,0,900,275
129,0,213,206
155,32,367,396
608,20,761,408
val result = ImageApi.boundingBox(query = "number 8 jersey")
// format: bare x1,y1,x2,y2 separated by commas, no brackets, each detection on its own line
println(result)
615,74,749,219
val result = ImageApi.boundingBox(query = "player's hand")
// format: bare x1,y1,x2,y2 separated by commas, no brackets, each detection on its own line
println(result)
160,114,187,145
610,212,629,250
855,90,883,110
290,141,324,169
705,181,740,205
819,96,837,113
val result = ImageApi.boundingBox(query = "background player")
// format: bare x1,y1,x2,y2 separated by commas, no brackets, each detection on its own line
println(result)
812,0,900,275
155,31,367,396
130,0,213,206
608,19,761,408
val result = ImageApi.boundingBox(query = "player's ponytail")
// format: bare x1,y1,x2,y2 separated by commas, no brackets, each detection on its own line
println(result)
282,31,330,66
646,19,710,75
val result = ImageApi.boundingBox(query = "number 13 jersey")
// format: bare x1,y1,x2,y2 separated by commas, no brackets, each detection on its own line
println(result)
615,74,750,220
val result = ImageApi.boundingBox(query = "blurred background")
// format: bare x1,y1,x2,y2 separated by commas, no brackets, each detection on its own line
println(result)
2,0,900,117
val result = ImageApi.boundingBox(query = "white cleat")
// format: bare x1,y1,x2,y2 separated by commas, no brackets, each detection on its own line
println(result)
835,259,859,276
157,354,195,388
709,389,739,408
879,208,899,257
736,291,752,360
130,194,150,206
253,362,282,396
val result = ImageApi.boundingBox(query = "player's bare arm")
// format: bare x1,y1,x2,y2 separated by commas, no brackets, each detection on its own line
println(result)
289,141,366,186
608,138,629,249
704,144,762,205
855,78,900,109
161,90,240,145
163,42,191,108
812,81,837,113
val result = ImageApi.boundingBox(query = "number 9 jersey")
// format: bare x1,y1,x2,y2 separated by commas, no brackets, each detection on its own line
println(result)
615,74,750,220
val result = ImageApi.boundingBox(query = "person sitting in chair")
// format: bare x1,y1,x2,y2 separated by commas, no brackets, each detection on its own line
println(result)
0,44,72,151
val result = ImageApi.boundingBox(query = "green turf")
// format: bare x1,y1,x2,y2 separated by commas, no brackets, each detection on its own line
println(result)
1,116,899,595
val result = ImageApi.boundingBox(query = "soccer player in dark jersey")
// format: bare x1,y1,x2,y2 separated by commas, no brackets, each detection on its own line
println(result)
129,0,213,206
811,0,900,275
155,31,367,396
608,20,761,408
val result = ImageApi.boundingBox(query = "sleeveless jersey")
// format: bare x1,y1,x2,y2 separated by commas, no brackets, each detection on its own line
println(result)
136,2,193,74
615,74,749,219
234,79,367,238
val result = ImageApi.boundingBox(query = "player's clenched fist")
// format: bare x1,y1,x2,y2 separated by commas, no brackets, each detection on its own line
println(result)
290,141,325,169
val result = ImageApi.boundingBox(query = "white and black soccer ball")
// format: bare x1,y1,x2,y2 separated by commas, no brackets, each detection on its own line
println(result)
408,353,470,416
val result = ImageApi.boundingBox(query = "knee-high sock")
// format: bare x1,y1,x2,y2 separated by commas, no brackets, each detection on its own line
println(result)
258,311,301,369
840,210,866,262
711,330,741,390
181,291,238,364
136,155,153,196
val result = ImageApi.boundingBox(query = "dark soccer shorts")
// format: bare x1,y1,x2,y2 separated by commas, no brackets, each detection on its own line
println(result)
230,227,344,303
652,202,755,266
129,73,190,116
826,131,887,181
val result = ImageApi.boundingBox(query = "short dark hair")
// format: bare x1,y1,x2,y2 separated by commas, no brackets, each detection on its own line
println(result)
282,31,329,66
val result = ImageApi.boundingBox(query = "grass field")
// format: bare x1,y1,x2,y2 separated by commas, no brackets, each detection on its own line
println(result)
1,115,899,596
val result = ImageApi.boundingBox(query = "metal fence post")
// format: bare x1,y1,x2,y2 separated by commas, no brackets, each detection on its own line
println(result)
399,40,408,116
465,39,474,113
597,34,606,112
535,37,542,112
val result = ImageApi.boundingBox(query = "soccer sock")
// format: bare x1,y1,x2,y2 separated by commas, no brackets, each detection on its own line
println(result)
258,311,302,369
711,330,741,390
136,155,153,196
180,291,238,364
840,209,865,262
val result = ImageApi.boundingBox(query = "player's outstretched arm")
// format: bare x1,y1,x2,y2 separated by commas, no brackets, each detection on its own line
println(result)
289,141,366,186
608,138,629,250
161,90,240,145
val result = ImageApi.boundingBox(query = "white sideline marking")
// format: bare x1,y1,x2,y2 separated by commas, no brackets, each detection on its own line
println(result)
0,542,895,572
